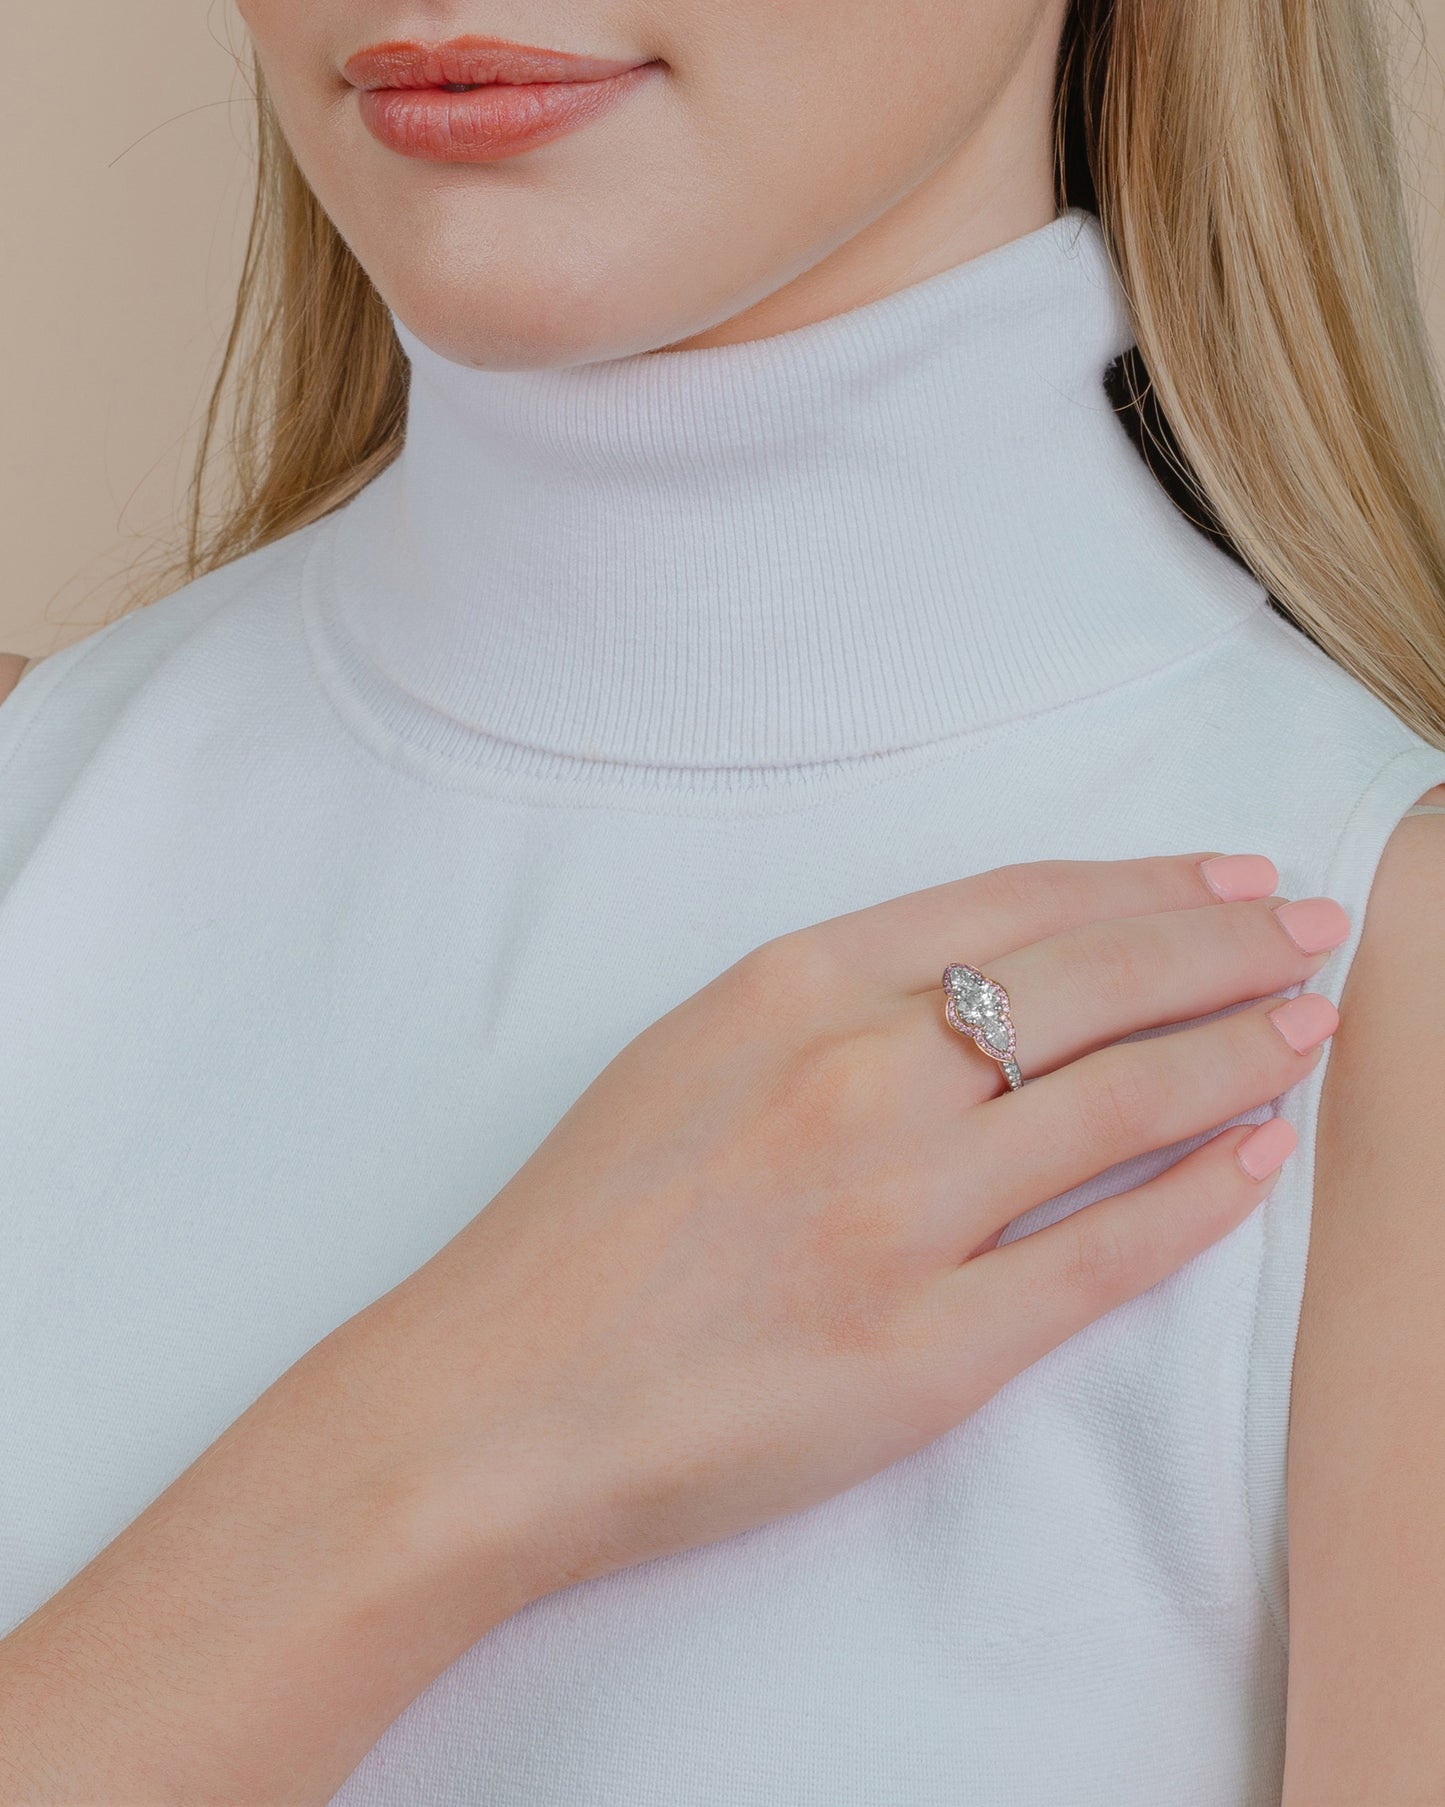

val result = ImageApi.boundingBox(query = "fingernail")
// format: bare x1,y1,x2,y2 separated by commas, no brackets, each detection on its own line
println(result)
1273,897,1350,954
1268,993,1339,1053
1236,1117,1298,1181
1199,854,1278,901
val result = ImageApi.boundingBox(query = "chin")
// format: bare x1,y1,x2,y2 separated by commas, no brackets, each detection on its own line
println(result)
373,233,703,371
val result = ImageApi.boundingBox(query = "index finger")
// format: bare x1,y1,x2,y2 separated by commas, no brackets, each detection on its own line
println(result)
814,852,1279,993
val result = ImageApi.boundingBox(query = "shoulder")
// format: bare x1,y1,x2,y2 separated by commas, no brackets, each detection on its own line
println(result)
1313,782,1445,1208
1196,605,1445,821
0,522,328,895
0,523,325,774
1310,779,1445,1208
1280,781,1445,1797
0,652,29,704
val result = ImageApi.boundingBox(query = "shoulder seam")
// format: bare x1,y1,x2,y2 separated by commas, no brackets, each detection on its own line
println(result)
0,616,134,795
0,533,316,801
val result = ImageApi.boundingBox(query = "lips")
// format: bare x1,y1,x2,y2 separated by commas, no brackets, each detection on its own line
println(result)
343,35,651,89
343,34,662,162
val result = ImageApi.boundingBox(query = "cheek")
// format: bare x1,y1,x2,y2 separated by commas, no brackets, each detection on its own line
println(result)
676,0,1034,226
242,8,371,213
238,2,350,131
230,0,1047,366
230,0,292,55
663,6,1013,273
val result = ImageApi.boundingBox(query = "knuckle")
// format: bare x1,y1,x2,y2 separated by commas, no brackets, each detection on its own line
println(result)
1223,897,1282,966
1078,1053,1156,1153
973,858,1062,919
729,929,841,1022
1075,918,1151,1005
769,1023,883,1147
1058,1210,1138,1303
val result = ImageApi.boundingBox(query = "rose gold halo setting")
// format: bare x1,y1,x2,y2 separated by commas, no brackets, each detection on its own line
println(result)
942,962,1024,1091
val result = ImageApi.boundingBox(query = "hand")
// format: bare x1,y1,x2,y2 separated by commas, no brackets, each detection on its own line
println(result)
351,851,1345,1605
0,850,1346,1806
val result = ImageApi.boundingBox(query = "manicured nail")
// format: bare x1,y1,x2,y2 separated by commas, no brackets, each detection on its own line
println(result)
1236,1117,1298,1181
1273,897,1350,955
1268,993,1339,1053
1199,854,1278,901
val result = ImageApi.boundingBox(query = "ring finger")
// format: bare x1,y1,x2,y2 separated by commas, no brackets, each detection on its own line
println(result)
910,892,1349,1106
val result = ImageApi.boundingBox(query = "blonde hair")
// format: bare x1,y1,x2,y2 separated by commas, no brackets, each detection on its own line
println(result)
129,2,1445,746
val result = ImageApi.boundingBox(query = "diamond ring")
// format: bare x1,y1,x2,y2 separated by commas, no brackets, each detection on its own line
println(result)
942,962,1024,1091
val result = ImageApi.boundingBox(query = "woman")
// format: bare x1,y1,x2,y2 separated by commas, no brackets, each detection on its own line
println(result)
1,0,1443,1800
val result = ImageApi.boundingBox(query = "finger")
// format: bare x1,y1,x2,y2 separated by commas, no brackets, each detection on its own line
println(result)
919,893,1348,1089
816,852,1279,991
926,1119,1297,1390
966,989,1336,1225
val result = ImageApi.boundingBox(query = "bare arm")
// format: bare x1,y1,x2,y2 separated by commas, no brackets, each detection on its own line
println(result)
0,1310,542,1804
1282,787,1445,1801
3,651,489,1797
0,653,30,702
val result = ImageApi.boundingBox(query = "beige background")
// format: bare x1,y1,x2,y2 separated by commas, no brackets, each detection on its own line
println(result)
5,3,1445,660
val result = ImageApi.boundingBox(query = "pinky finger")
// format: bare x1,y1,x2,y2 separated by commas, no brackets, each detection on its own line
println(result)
940,1117,1298,1392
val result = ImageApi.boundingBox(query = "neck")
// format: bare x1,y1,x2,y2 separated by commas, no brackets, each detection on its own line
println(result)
318,208,1265,775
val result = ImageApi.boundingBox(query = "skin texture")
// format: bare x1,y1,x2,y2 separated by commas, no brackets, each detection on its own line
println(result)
232,0,1069,365
1281,787,1445,1804
3,0,1444,1793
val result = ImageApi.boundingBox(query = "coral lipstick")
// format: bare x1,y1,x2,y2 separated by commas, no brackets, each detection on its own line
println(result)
343,36,662,163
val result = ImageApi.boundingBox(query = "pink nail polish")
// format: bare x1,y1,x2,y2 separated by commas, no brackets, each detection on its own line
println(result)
1273,897,1350,954
1268,993,1339,1053
1236,1117,1298,1181
1199,854,1278,902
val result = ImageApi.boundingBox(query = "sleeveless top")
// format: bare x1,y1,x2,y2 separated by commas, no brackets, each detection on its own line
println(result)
3,208,1443,1805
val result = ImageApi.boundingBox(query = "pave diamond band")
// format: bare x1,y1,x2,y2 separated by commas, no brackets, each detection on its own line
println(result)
942,962,1024,1092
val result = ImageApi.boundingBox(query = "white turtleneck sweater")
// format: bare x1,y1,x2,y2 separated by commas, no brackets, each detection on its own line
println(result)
3,208,1443,1805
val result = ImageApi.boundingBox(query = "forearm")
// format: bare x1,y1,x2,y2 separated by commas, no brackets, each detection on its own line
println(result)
0,1303,538,1805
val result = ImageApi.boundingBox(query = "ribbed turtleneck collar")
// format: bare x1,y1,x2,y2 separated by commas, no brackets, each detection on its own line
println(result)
312,207,1266,779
